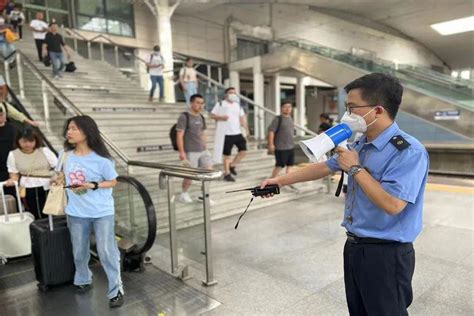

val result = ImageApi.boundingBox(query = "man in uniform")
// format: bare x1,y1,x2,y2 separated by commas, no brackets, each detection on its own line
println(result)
262,73,429,315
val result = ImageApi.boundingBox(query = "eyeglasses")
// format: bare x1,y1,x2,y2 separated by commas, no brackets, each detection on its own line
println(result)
345,104,379,115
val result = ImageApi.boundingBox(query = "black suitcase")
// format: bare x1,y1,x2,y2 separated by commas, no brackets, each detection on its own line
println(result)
30,216,75,291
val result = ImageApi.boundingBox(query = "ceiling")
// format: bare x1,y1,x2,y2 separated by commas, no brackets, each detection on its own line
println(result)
177,0,474,69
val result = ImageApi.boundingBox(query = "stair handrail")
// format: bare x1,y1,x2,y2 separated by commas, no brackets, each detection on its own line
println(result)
195,70,317,137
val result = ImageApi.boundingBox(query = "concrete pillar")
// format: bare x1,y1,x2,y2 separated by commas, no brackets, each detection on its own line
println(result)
253,69,265,140
272,74,281,115
295,76,307,136
229,71,240,92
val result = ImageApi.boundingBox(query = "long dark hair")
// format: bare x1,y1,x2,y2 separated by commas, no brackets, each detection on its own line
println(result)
63,115,112,159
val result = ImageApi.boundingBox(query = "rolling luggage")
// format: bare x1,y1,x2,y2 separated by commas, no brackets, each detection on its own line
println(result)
30,215,75,291
0,181,35,264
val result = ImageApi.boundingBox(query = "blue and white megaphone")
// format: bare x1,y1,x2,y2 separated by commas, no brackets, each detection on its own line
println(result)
299,123,353,163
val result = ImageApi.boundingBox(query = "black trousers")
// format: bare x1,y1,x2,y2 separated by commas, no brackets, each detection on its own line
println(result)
23,187,48,220
34,39,45,62
11,21,22,39
344,240,415,316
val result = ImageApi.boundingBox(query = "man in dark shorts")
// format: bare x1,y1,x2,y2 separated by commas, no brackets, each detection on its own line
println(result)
211,87,249,182
267,101,295,178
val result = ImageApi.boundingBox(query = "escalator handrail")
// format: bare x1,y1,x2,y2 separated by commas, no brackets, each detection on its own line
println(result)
117,175,156,256
6,85,58,156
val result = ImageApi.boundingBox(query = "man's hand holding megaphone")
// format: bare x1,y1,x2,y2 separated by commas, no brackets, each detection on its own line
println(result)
335,146,360,172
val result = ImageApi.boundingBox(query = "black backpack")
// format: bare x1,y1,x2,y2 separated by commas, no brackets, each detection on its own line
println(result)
170,112,206,151
65,61,76,72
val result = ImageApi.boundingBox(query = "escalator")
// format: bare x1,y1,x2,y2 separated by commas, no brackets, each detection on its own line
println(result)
5,85,157,271
260,41,473,140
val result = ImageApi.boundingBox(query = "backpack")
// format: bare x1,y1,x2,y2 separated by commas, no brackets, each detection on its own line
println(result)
170,112,206,151
65,61,76,72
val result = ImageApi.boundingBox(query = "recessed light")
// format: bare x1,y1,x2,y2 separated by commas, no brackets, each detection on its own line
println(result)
431,16,474,35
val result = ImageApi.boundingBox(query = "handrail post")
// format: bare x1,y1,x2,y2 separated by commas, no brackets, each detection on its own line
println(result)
207,65,211,87
100,42,104,61
3,60,10,87
217,67,222,85
73,37,78,52
201,180,217,286
87,41,92,59
114,45,119,67
165,175,179,275
41,80,50,129
16,53,24,99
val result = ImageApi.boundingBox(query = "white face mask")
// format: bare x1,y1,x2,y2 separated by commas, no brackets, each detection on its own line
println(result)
340,108,378,133
228,94,239,103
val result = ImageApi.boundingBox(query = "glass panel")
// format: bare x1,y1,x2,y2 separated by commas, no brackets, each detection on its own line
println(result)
107,19,133,37
25,0,46,6
47,0,68,10
48,11,69,27
76,0,104,16
105,0,133,21
77,15,107,33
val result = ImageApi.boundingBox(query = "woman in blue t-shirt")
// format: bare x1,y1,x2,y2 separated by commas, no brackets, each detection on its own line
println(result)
61,115,123,308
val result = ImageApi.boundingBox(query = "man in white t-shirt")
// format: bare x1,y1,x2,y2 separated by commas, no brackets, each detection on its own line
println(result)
29,12,48,62
179,57,198,107
147,45,164,102
211,87,249,182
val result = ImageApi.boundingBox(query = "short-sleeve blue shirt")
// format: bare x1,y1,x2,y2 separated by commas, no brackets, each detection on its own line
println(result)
326,122,429,242
62,150,118,218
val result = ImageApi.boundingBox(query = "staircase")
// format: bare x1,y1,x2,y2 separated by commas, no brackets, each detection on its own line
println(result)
6,30,326,235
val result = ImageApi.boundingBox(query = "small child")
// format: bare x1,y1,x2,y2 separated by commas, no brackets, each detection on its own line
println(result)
9,4,25,40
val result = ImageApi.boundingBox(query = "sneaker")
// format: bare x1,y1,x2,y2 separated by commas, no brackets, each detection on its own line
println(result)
223,174,235,182
179,192,193,203
109,291,124,308
75,284,92,293
197,196,216,206
229,166,237,176
53,75,60,80
148,96,153,102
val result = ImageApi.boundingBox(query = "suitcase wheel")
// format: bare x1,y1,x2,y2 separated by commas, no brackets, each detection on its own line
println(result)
37,283,49,292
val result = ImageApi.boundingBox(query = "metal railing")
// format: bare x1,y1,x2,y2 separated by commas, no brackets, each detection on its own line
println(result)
4,47,223,286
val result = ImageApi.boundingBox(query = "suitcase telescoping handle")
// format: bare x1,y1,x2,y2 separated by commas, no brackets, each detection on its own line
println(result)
0,180,24,223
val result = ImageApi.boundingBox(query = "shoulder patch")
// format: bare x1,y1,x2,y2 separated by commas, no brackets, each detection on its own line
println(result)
390,135,411,150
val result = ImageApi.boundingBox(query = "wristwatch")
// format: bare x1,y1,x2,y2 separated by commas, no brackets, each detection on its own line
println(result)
90,181,99,191
348,165,364,176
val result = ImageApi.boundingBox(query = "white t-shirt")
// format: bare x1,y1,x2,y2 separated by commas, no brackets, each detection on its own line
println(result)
29,19,48,40
179,66,197,82
211,100,245,136
7,147,58,190
148,53,163,76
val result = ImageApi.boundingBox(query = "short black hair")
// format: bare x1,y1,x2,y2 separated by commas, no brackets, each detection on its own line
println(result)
16,127,44,149
320,113,330,120
281,100,293,107
190,94,204,103
225,87,235,94
344,73,403,120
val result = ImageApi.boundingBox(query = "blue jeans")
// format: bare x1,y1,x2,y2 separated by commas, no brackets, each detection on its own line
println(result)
49,52,64,76
67,215,123,299
149,75,164,99
184,81,197,107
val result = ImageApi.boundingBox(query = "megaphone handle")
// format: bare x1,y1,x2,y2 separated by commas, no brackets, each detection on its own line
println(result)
338,140,349,149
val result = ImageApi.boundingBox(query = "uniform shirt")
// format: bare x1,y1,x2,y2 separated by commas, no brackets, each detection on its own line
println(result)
268,115,294,150
176,111,206,153
148,53,163,76
326,122,429,243
62,150,118,218
211,100,244,136
29,19,48,40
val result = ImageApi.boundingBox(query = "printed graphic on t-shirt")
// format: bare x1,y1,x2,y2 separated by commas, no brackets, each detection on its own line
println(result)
68,162,87,195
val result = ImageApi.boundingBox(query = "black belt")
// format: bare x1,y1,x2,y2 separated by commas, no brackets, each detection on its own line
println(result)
346,232,398,244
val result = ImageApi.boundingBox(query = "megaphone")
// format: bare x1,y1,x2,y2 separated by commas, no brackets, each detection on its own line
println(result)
300,123,353,162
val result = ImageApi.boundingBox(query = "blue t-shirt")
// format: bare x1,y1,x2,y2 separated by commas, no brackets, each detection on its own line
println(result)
61,150,118,218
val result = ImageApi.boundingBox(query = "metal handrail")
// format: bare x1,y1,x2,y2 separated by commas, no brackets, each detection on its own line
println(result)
195,71,317,136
